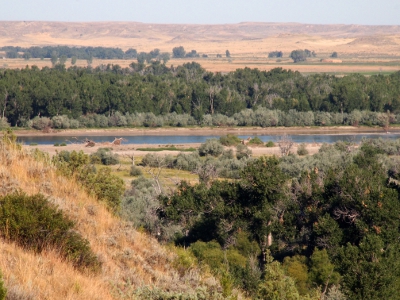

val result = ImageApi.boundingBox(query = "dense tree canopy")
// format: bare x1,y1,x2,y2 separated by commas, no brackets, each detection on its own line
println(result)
0,64,400,127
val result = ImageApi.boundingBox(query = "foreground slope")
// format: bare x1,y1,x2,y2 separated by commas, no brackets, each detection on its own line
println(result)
0,135,223,299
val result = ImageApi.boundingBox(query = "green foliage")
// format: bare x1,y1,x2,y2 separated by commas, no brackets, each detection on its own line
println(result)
0,271,6,300
257,251,301,300
268,51,283,58
90,148,120,165
236,144,252,159
172,46,186,58
1,65,400,128
330,52,338,58
248,136,264,145
129,165,143,176
297,143,309,156
283,256,309,295
81,167,124,212
198,139,224,157
266,141,275,147
309,249,340,291
219,134,241,146
0,193,101,272
52,150,124,212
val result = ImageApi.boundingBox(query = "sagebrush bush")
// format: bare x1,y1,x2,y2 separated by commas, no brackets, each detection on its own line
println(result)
266,141,275,147
297,143,309,156
174,152,201,171
30,116,52,130
236,144,252,160
90,148,119,165
198,139,224,157
219,134,241,146
130,165,143,176
53,150,124,212
248,136,264,145
0,193,101,272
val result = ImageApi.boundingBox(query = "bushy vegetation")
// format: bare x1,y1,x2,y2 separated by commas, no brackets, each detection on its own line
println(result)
148,139,400,299
1,45,130,59
198,139,224,157
1,65,400,128
247,136,263,145
90,148,120,165
0,271,5,300
0,193,101,272
52,150,124,212
219,134,241,146
297,143,309,155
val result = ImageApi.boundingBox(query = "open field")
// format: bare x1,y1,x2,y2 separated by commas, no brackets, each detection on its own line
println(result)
1,21,400,73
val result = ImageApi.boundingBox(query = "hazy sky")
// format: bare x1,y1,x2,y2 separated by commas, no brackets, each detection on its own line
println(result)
1,0,399,25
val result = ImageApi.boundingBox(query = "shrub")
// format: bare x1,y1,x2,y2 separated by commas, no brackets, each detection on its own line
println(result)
174,152,201,171
0,117,10,129
198,139,224,157
0,271,6,300
54,143,60,146
90,148,119,165
297,143,309,156
266,141,275,147
51,115,70,129
0,193,101,272
248,136,264,145
31,116,52,130
219,134,241,146
60,142,67,146
79,168,124,212
141,153,168,167
130,165,143,176
236,144,252,160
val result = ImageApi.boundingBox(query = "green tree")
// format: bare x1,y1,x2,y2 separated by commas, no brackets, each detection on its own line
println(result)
257,251,301,300
226,50,231,58
330,52,338,58
59,55,67,65
6,50,18,58
290,50,307,63
309,249,340,295
22,52,31,60
86,55,93,66
50,54,58,66
71,56,77,65
159,52,170,64
172,46,186,58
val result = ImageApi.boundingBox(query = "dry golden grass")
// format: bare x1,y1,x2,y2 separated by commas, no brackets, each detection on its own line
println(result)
0,138,223,299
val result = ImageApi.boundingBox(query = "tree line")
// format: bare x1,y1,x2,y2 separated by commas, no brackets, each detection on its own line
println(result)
0,63,400,127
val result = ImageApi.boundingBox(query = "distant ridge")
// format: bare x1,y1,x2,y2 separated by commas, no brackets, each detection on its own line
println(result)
0,21,399,56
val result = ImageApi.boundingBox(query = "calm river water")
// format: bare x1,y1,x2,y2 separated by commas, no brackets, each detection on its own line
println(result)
16,132,400,145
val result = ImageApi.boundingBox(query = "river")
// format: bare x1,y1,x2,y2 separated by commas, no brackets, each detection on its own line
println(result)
16,132,400,145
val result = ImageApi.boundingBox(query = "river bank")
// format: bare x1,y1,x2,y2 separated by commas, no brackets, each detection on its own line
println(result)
6,125,394,137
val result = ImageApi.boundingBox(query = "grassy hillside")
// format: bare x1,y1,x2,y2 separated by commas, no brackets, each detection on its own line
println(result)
0,132,227,299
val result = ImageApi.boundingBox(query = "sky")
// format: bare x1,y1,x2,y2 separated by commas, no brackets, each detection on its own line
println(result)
0,0,399,25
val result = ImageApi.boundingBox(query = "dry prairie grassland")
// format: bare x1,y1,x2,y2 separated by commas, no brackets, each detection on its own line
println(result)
0,139,224,299
1,21,400,73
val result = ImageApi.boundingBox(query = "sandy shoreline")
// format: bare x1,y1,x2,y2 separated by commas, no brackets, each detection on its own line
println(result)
4,125,390,157
7,125,393,137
